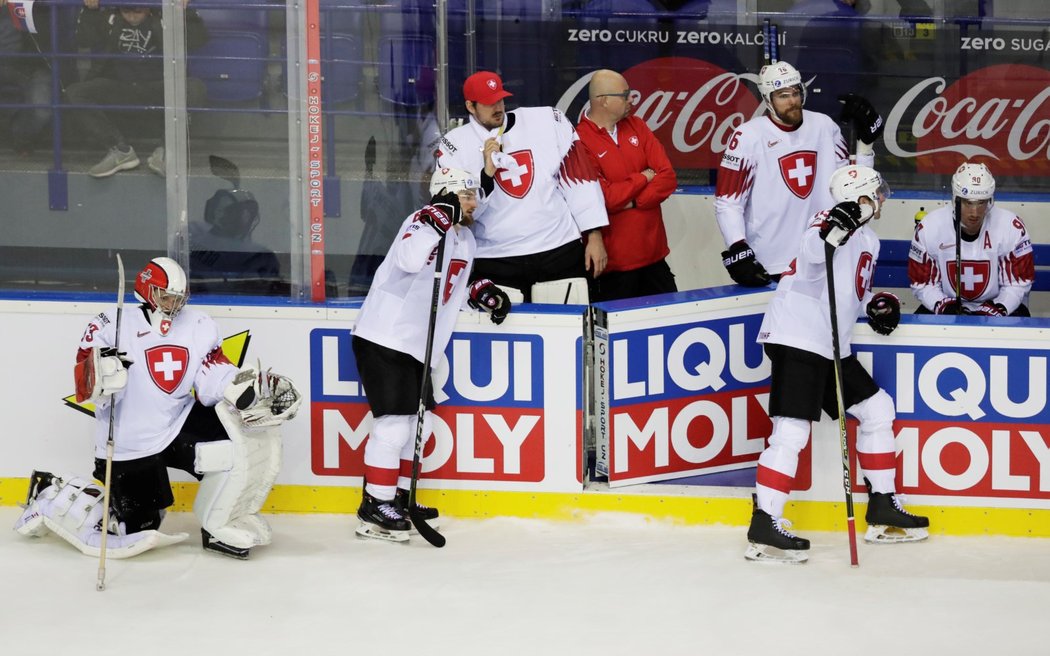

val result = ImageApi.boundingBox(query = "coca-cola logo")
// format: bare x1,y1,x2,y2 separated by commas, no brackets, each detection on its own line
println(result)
557,57,762,169
885,64,1050,175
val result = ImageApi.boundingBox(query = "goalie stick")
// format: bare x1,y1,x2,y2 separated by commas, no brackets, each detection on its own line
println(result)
824,242,860,567
407,237,447,548
97,253,125,591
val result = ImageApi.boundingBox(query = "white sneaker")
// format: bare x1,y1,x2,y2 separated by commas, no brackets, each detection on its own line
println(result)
89,146,139,178
147,146,165,177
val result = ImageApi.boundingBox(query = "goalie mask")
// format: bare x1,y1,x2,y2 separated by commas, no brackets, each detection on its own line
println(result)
134,257,188,336
430,167,479,199
758,61,805,114
830,165,891,216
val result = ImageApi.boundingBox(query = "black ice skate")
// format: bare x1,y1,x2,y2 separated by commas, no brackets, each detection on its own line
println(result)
395,487,441,532
201,529,251,560
23,470,56,507
356,491,410,543
745,496,810,564
863,479,929,544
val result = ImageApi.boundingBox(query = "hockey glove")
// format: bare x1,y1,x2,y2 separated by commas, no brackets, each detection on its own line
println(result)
468,278,511,325
866,292,900,335
968,301,1008,317
838,93,884,145
820,201,866,247
721,240,772,287
423,191,463,235
100,347,134,369
933,298,962,315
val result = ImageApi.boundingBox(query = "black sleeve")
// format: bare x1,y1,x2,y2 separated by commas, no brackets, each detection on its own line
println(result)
480,170,495,197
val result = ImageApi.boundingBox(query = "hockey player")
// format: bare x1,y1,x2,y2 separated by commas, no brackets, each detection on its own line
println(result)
908,162,1034,316
436,71,608,302
715,60,882,286
747,165,929,563
351,167,512,542
14,257,301,559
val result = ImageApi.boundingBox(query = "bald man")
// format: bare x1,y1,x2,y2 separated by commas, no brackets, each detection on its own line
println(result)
576,70,678,302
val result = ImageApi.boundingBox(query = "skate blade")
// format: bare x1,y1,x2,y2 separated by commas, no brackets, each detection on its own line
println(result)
355,523,410,543
864,525,929,543
744,542,808,564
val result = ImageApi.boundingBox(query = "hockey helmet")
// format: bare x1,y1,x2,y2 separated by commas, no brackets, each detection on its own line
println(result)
830,165,890,215
951,162,995,203
758,61,805,112
430,167,479,198
204,188,260,239
134,257,189,336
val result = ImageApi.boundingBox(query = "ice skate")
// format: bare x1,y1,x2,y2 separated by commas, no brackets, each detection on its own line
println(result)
395,488,441,534
864,479,929,543
745,497,810,564
356,491,410,543
201,528,251,560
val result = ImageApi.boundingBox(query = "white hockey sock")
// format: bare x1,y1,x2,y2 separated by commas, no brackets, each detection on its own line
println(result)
755,417,810,518
365,415,414,500
396,411,432,490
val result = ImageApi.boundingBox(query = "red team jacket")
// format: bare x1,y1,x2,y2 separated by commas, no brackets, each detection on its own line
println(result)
576,114,678,273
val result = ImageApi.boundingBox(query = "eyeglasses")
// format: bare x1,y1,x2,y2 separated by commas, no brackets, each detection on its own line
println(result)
598,90,632,101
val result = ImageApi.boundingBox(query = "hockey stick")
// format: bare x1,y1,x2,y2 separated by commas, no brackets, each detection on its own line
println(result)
824,242,860,567
407,236,447,548
954,197,963,310
97,253,125,591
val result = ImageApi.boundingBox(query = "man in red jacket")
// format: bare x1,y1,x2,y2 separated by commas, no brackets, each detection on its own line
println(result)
576,69,679,301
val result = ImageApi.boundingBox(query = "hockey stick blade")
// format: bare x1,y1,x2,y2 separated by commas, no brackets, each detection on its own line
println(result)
409,507,445,548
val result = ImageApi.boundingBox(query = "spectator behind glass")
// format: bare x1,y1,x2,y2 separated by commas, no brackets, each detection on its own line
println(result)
190,156,284,296
66,2,207,178
0,0,57,155
576,69,678,302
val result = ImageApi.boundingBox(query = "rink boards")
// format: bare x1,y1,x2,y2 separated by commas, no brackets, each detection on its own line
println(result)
1,290,1048,537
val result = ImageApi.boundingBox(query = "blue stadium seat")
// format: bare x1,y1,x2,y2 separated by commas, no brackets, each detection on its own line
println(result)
188,30,269,104
377,34,435,107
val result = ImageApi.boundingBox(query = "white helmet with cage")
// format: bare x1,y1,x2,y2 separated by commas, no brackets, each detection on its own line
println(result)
758,61,805,113
951,162,995,203
830,165,891,216
134,256,189,336
430,167,479,196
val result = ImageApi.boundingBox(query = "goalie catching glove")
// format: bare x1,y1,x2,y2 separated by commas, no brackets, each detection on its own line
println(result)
223,365,302,427
468,278,511,325
74,347,133,403
866,292,900,335
721,240,772,287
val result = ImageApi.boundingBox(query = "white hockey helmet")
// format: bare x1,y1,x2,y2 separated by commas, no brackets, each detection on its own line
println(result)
758,61,805,111
134,256,189,336
951,162,995,203
830,165,891,215
430,167,479,197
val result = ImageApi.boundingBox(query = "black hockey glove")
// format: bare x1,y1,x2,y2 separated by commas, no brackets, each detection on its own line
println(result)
866,292,900,336
721,240,771,287
468,278,511,325
420,192,462,235
933,298,962,315
968,301,1008,317
820,201,866,247
838,93,884,145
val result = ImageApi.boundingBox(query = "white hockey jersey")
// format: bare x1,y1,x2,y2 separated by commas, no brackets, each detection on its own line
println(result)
436,107,608,258
354,210,476,365
77,306,239,461
908,205,1034,313
758,213,880,359
715,110,871,276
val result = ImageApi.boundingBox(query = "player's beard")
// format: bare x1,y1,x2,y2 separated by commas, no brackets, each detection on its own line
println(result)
480,112,503,130
775,105,802,127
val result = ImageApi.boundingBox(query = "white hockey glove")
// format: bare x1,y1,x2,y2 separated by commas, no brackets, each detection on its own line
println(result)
222,365,303,428
74,347,132,403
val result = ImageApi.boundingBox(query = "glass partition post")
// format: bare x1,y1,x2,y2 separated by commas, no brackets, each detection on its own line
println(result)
161,0,192,270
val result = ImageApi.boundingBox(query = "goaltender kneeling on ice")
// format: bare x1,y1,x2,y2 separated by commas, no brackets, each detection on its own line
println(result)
745,166,930,564
14,257,302,560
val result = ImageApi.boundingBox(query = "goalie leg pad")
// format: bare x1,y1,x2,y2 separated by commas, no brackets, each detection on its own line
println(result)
193,403,281,554
531,277,589,304
14,475,188,558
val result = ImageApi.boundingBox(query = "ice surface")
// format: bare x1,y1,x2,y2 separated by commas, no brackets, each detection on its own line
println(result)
1,508,1047,655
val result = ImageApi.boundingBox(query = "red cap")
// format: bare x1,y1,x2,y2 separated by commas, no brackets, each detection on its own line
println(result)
463,71,512,105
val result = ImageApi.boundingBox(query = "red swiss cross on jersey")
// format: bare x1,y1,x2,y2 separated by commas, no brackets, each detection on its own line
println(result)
947,260,991,299
444,259,468,303
495,150,535,199
145,345,190,394
778,151,817,199
855,251,874,300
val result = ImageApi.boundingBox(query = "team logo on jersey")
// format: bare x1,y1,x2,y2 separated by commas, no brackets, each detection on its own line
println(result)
145,345,190,394
495,150,534,199
778,150,817,199
444,259,468,303
855,251,874,300
629,135,639,147
946,260,991,299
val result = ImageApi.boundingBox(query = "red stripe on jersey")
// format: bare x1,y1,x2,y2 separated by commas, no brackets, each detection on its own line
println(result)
908,256,935,286
559,141,599,186
858,451,896,472
756,464,794,494
365,464,400,487
1004,251,1035,283
202,345,232,369
714,161,755,200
